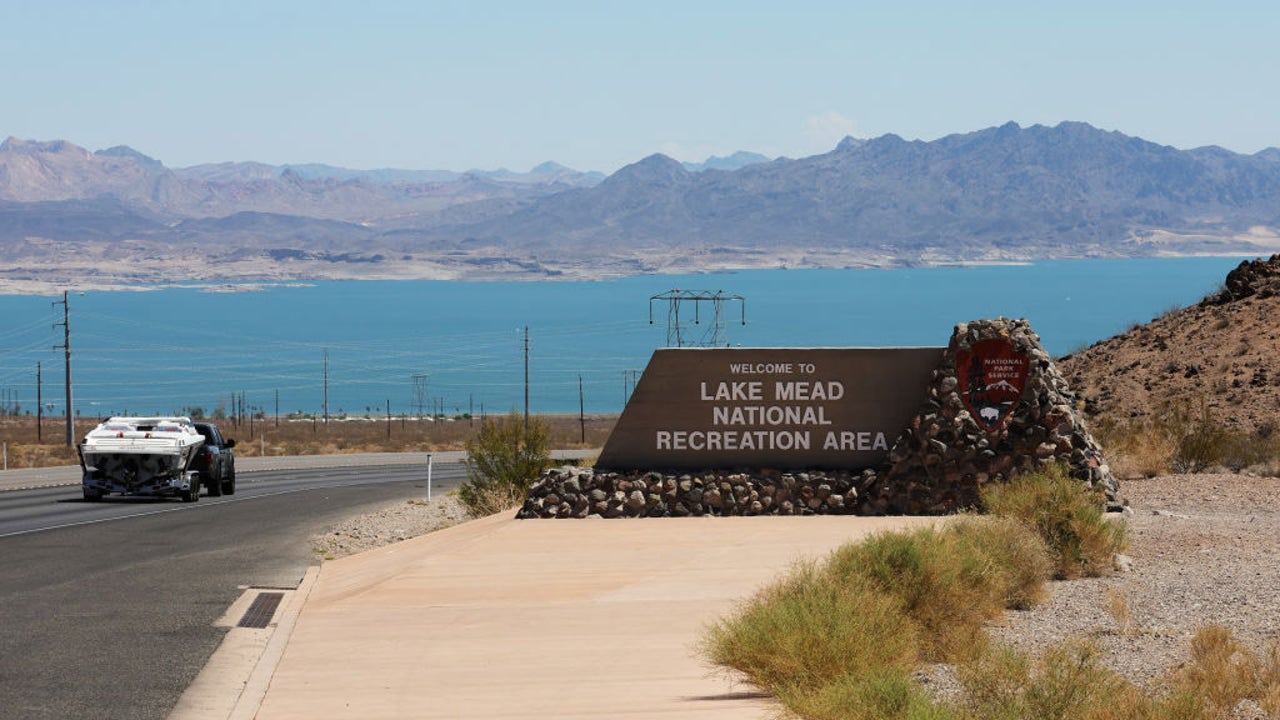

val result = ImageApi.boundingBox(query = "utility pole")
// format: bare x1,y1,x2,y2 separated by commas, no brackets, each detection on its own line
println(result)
52,291,73,446
578,374,585,444
275,388,279,427
522,325,530,434
323,349,329,425
36,362,42,443
386,398,391,440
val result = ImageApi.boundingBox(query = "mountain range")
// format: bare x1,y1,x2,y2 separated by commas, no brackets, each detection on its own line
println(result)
1,122,1279,290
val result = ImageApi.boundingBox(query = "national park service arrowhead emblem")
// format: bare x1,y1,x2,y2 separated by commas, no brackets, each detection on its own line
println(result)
955,338,1029,431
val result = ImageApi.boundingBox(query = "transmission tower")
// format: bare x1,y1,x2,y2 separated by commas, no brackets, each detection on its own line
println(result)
649,289,746,347
411,374,429,419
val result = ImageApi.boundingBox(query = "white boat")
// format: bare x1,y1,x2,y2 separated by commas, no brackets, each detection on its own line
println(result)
79,416,206,502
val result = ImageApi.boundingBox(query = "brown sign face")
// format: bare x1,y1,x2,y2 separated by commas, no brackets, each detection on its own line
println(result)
596,347,943,471
955,339,1029,431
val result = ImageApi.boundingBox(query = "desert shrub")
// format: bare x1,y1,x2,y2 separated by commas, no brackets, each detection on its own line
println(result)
948,515,1054,610
1169,625,1280,716
459,411,551,517
825,518,1051,662
1167,403,1232,474
1092,401,1280,477
1092,416,1176,478
700,562,920,695
778,669,958,720
956,640,1206,720
980,464,1126,580
1219,427,1280,472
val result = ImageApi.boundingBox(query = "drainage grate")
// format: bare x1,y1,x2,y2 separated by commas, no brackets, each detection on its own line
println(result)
237,591,285,629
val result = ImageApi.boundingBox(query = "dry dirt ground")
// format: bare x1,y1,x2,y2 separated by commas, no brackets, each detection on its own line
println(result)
1059,269,1280,434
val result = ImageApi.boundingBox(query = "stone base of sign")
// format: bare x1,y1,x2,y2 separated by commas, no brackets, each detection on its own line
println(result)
518,317,1119,518
516,467,871,519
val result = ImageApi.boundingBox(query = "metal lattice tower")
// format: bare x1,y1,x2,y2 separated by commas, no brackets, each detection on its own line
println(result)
411,374,429,419
649,289,746,347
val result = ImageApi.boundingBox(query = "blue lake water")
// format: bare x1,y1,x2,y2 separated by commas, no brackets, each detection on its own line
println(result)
0,257,1252,418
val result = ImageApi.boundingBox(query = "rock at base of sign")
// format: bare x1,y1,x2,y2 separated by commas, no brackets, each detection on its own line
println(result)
516,467,867,519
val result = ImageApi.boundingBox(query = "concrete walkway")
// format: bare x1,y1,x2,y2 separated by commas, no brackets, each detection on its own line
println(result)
248,512,937,720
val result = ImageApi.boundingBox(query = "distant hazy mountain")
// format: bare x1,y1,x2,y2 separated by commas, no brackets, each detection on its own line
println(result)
415,121,1280,264
174,159,605,187
682,151,773,172
2,122,1280,287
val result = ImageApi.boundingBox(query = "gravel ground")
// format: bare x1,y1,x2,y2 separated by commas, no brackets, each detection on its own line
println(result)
310,493,468,560
987,473,1280,686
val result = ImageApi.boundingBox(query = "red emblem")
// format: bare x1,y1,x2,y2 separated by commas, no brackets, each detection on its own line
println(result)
955,339,1029,431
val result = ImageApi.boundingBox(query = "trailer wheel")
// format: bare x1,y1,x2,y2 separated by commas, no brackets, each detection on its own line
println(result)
83,488,102,502
181,477,200,503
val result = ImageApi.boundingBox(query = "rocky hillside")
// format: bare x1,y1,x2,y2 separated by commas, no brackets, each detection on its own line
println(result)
1057,255,1280,433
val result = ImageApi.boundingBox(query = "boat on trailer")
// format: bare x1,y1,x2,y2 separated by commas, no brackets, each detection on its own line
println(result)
79,417,206,502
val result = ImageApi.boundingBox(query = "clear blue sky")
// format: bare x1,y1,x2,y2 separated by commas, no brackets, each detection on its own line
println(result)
4,0,1278,173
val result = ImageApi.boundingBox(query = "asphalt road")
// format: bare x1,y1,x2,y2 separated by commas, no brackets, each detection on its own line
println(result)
0,462,466,720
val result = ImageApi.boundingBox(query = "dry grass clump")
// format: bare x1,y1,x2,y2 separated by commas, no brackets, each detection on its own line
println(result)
824,518,1052,663
1093,401,1280,479
1171,625,1280,717
700,563,922,697
956,627,1280,720
956,640,1137,720
980,464,1126,579
1103,588,1137,637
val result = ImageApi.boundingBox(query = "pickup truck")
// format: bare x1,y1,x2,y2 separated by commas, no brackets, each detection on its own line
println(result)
192,422,237,497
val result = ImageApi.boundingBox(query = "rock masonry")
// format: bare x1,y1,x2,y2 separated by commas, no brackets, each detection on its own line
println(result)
517,318,1119,519
859,317,1118,514
516,467,869,519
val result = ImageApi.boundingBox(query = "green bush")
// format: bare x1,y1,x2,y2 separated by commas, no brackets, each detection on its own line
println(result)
980,464,1126,580
1167,402,1231,474
459,411,551,517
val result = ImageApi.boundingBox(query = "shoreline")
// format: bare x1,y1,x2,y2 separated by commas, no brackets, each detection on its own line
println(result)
0,251,1266,297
